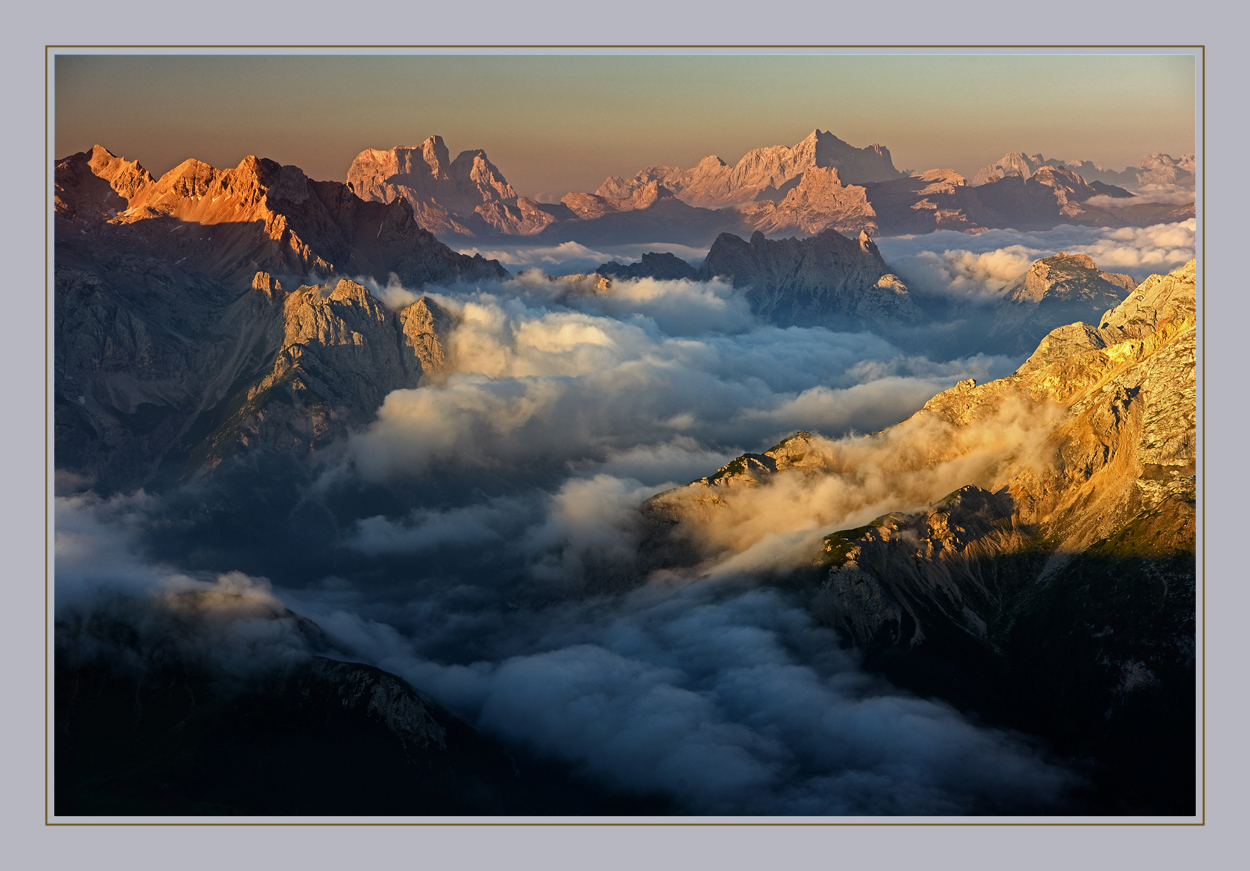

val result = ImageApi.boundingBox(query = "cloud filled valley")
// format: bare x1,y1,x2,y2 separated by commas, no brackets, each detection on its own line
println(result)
53,217,1197,817
56,487,1081,816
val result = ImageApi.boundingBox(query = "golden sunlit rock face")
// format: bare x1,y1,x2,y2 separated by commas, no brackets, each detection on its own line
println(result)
644,259,1196,644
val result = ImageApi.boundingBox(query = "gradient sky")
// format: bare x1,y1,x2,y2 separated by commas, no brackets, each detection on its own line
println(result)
55,53,1196,200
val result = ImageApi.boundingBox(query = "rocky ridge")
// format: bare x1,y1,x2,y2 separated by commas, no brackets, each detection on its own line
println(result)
561,180,680,220
679,259,1195,579
333,133,1196,246
595,251,699,282
59,268,456,488
185,277,455,471
595,129,903,209
696,228,924,327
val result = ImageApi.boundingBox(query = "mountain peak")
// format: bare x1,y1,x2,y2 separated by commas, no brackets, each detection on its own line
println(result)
421,136,451,177
345,138,542,236
1009,251,1133,306
89,143,121,163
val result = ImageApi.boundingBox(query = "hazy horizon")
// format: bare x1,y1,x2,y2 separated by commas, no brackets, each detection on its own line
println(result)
55,53,1196,200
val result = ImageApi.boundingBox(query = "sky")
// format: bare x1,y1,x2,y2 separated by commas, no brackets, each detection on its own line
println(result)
54,52,1197,200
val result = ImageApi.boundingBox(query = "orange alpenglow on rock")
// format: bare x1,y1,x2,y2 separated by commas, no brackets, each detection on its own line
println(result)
54,145,509,288
251,271,283,302
346,136,560,237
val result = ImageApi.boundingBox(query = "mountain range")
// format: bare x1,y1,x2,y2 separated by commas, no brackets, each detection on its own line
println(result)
595,128,904,206
342,131,1195,245
972,150,1196,190
54,142,1153,493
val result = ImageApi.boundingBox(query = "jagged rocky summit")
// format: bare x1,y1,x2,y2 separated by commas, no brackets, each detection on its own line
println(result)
346,136,572,237
592,227,921,329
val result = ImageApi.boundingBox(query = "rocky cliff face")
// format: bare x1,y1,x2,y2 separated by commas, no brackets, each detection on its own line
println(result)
697,228,923,327
736,166,878,236
346,136,565,237
58,270,456,489
184,278,453,471
814,259,1194,568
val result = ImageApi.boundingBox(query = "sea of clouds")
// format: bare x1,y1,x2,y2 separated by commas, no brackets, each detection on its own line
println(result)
878,218,1195,301
54,220,1195,816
